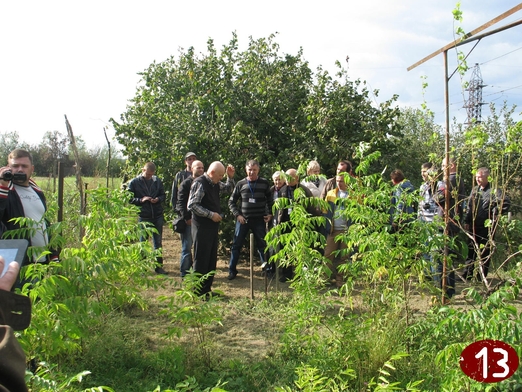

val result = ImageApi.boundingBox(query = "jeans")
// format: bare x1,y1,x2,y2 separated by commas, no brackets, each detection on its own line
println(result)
139,216,164,265
431,253,456,299
229,217,267,274
180,223,193,277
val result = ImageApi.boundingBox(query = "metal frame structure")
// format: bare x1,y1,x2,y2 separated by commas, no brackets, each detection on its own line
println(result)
407,3,522,301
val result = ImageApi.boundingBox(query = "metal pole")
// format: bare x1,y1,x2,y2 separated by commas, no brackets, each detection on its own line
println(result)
442,50,450,303
57,161,64,223
250,233,254,300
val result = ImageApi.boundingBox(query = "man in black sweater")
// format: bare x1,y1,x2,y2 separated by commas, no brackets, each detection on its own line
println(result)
227,160,273,280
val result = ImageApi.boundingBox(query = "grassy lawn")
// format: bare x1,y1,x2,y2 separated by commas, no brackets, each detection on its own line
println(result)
33,176,121,193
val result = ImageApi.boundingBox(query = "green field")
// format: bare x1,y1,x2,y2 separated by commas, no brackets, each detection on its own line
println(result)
33,176,121,193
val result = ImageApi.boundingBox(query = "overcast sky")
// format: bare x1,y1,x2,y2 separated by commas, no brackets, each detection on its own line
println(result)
1,0,521,150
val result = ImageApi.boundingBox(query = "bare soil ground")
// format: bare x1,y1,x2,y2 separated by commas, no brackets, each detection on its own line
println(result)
159,227,467,308
142,227,518,365
162,230,294,298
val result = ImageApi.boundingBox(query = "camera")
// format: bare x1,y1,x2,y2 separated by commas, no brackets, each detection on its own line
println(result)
1,171,27,182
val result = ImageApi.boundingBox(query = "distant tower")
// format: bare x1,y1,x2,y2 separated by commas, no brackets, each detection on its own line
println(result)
464,63,487,125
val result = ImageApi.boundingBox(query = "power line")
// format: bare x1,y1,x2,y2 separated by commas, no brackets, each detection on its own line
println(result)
480,45,522,65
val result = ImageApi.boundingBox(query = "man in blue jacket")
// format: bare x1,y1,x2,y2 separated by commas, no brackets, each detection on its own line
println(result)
128,162,167,274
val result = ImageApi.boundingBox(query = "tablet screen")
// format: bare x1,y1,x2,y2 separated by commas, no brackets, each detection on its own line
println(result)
0,239,29,277
0,249,19,277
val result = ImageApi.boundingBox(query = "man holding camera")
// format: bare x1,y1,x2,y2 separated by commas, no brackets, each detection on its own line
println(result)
0,149,59,266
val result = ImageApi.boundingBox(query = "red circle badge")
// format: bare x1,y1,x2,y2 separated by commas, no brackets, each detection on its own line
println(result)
460,340,519,383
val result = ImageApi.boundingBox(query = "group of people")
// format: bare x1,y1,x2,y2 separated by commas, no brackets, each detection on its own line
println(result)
0,147,513,390
395,157,510,302
125,151,512,299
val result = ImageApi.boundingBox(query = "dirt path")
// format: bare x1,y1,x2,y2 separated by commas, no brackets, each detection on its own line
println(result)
161,227,293,299
159,226,440,314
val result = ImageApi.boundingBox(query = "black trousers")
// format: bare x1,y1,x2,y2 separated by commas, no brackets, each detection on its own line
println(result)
192,219,220,295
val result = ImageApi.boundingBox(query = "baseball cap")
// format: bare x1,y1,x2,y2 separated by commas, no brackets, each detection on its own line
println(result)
185,152,197,160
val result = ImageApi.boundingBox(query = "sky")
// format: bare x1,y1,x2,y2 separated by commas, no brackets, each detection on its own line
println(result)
1,1,521,150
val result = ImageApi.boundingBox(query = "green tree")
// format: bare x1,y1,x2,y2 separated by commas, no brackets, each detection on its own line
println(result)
0,131,33,166
301,66,402,177
381,107,444,185
111,33,401,191
33,130,70,176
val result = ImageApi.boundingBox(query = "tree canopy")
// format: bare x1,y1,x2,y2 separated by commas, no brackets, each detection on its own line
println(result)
111,33,402,189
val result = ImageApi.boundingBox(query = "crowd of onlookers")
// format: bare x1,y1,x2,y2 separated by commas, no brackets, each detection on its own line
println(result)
126,152,511,301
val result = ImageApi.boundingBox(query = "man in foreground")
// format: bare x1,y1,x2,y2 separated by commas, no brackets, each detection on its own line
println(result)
0,149,59,267
0,257,30,392
188,162,235,296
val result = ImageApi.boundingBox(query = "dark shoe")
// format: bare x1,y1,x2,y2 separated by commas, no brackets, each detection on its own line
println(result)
227,272,237,280
155,267,168,275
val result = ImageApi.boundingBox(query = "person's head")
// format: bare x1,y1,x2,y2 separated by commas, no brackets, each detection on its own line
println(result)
191,160,205,178
337,160,352,175
207,161,225,184
306,160,321,176
272,171,285,189
421,162,433,182
390,169,405,185
285,169,299,187
184,152,197,170
442,157,457,174
475,167,490,188
336,175,347,191
245,159,260,181
7,149,34,186
141,162,156,180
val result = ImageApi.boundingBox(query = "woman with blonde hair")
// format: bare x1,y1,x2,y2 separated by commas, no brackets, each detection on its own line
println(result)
301,160,326,197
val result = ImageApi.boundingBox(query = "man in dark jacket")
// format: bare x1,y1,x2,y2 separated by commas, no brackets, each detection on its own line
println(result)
463,167,510,280
320,160,353,199
0,257,30,392
171,152,197,209
128,162,167,274
171,152,197,276
188,162,235,296
0,149,59,267
175,160,205,277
